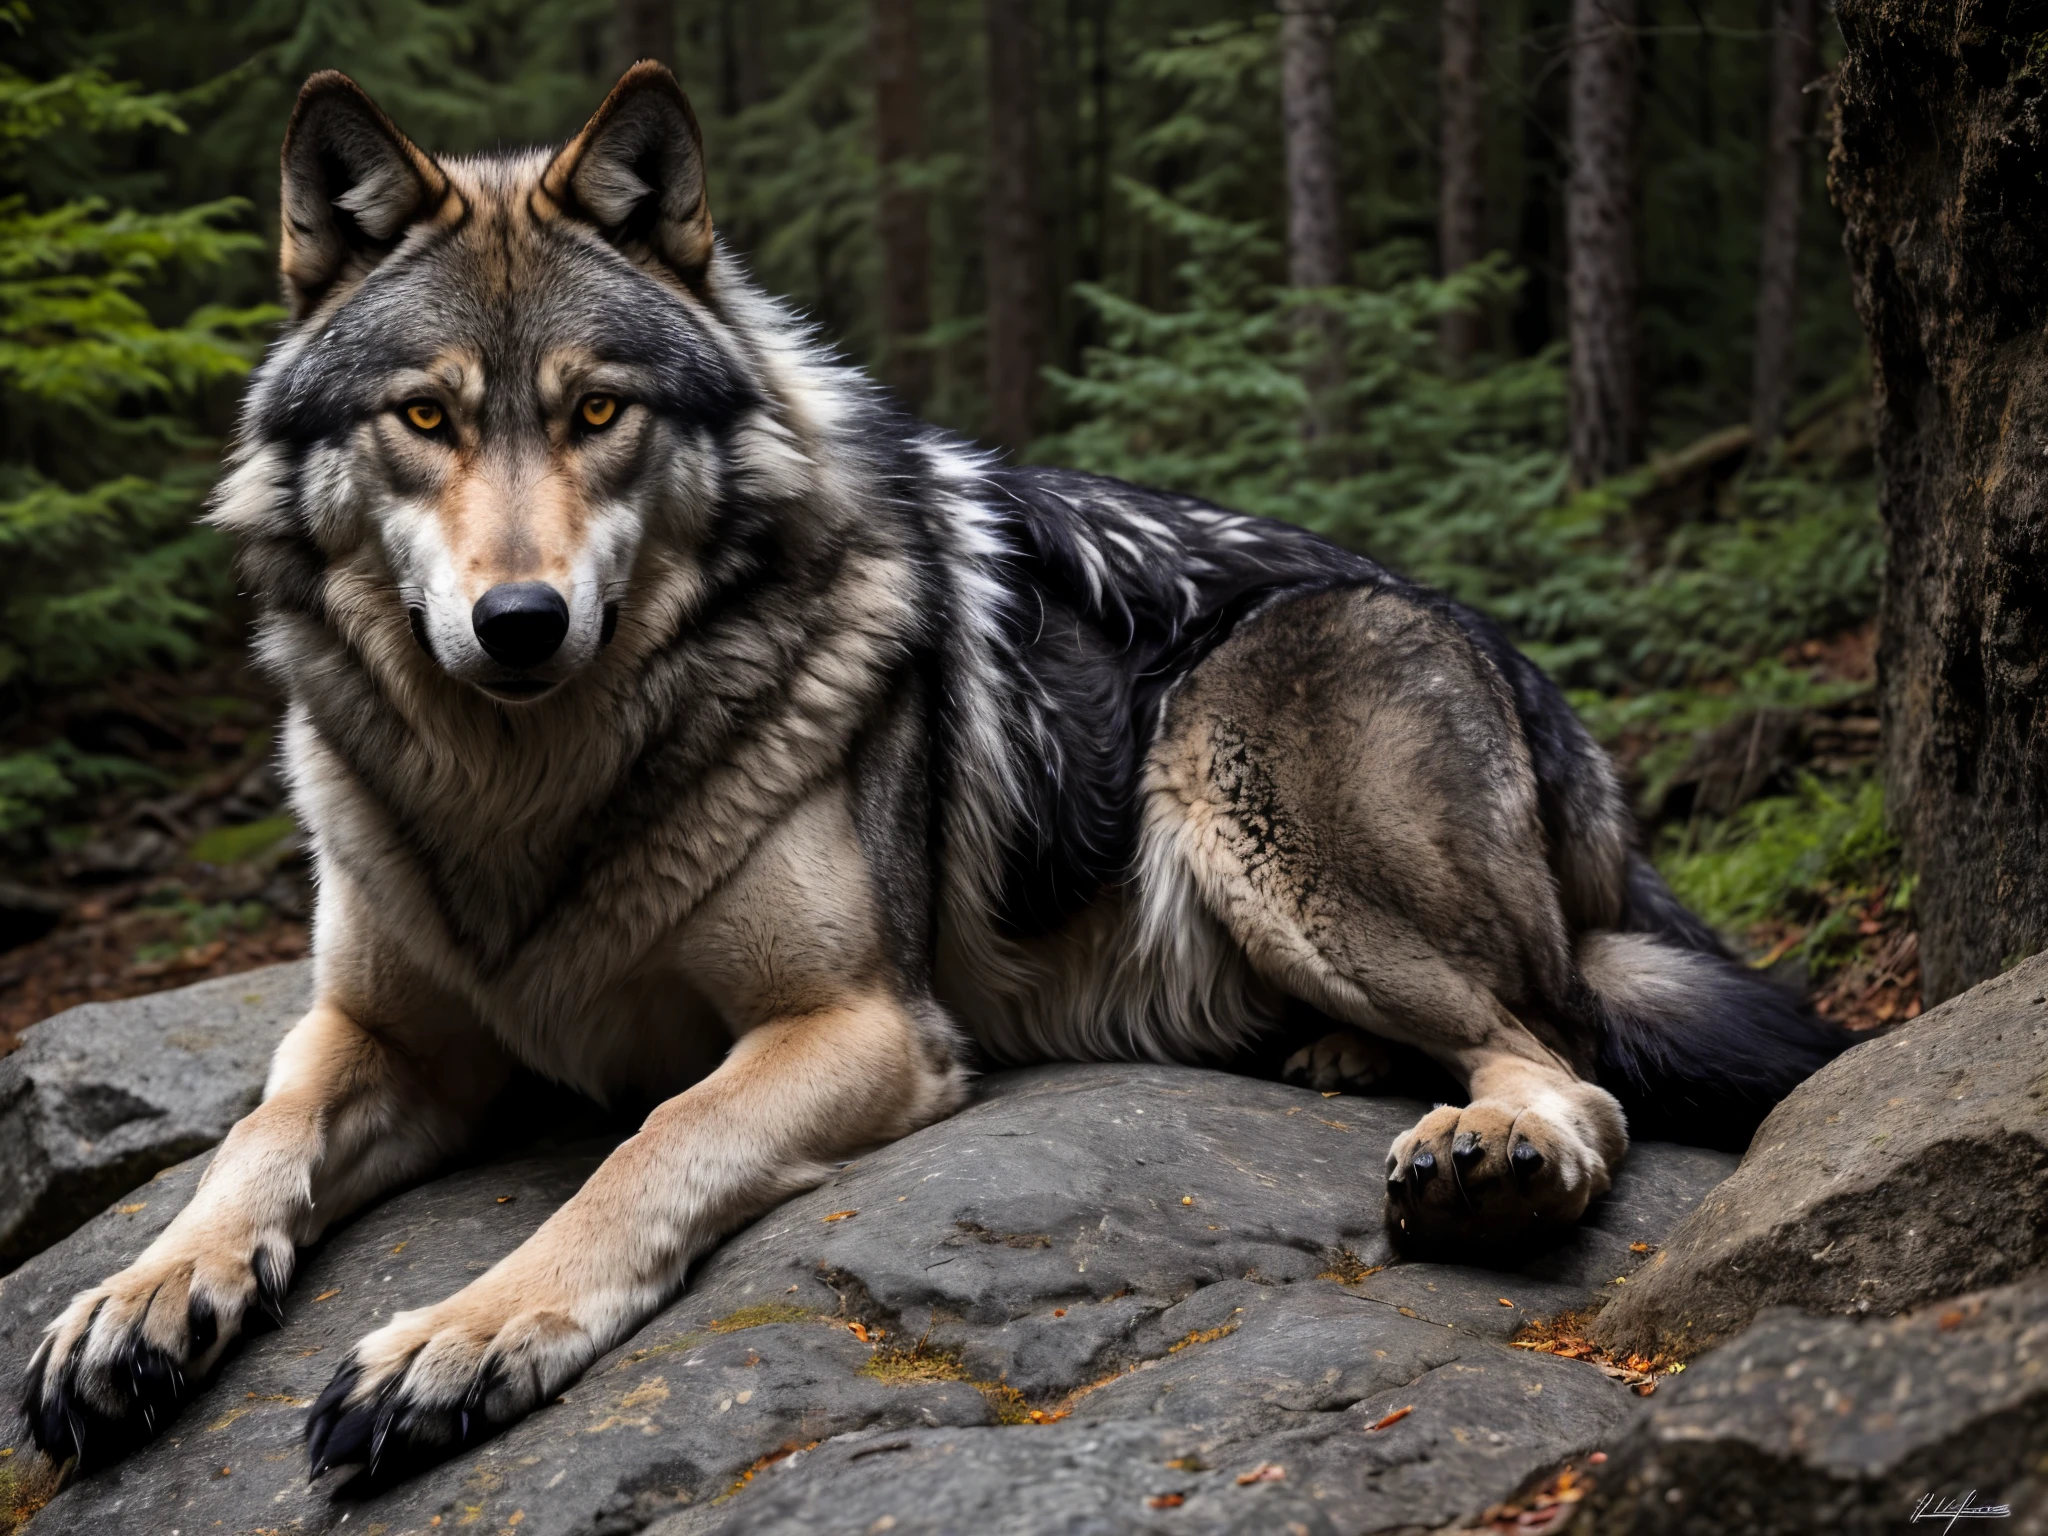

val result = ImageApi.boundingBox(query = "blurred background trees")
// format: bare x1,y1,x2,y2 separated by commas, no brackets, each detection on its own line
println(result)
0,0,1921,1034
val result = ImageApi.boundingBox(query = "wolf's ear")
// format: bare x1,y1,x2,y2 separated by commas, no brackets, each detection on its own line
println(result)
279,72,447,317
542,63,714,284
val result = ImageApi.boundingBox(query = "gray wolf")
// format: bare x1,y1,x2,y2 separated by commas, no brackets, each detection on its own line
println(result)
20,64,1844,1478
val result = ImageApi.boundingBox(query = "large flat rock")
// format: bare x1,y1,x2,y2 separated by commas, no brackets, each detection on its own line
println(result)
0,963,310,1271
0,1063,1739,1536
1573,1272,2048,1535
1593,953,2048,1362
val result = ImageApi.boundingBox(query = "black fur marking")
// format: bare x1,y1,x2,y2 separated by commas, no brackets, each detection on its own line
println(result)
1594,950,1852,1151
981,468,1376,935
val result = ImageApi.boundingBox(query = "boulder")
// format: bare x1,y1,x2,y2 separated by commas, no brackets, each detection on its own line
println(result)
0,963,310,1271
1572,1273,2048,1535
0,1060,1740,1536
1592,953,2048,1363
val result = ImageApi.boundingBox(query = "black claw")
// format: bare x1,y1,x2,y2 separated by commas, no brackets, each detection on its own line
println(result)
1409,1148,1437,1187
189,1296,219,1354
1452,1133,1484,1171
305,1362,365,1476
1511,1141,1545,1180
253,1248,292,1331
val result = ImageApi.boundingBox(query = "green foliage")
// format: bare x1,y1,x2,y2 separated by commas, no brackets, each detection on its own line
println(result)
0,45,279,836
1044,175,1882,695
1660,773,1904,967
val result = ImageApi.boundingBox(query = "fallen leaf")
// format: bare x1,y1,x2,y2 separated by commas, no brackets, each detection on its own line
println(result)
1368,1405,1413,1432
846,1321,885,1343
1497,1298,1514,1308
115,1203,146,1215
1166,1455,1209,1472
1938,1309,1965,1331
1629,1241,1652,1253
1027,1407,1071,1424
312,1289,340,1303
1235,1463,1285,1485
496,1196,514,1204
1052,1308,1066,1317
390,1242,406,1255
1320,1091,1341,1098
1148,1493,1186,1509
823,1210,859,1223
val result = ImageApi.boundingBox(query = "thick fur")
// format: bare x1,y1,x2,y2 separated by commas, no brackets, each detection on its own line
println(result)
20,65,1848,1479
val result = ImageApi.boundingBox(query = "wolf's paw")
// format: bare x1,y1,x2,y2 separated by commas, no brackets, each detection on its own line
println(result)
21,1230,292,1467
1382,1073,1626,1253
306,1282,600,1479
1283,1028,1394,1093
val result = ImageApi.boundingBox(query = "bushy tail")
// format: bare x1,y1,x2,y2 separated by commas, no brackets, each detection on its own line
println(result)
1579,855,1853,1151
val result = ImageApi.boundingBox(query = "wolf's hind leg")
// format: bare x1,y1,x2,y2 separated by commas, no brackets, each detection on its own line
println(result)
305,990,965,1477
1282,1028,1394,1093
1150,584,1629,1249
22,994,505,1467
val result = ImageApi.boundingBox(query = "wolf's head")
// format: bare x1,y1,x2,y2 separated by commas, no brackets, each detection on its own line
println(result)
214,65,799,708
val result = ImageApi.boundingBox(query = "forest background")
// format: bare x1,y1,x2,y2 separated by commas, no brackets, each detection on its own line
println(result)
0,0,1910,1041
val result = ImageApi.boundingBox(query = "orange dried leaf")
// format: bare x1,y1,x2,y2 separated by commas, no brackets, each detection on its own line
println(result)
1235,1463,1285,1485
1148,1493,1186,1509
822,1210,859,1223
1368,1405,1414,1432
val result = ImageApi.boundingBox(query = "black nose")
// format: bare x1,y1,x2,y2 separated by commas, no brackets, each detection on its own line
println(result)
471,583,569,669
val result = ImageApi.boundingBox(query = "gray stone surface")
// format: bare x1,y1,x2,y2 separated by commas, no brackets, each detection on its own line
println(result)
0,1063,1739,1536
1572,1273,2048,1535
0,963,310,1270
1593,953,2048,1363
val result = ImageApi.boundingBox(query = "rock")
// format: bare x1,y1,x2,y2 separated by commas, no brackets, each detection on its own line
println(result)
0,963,309,1271
1571,1273,2048,1535
1593,953,2048,1363
0,1060,1739,1536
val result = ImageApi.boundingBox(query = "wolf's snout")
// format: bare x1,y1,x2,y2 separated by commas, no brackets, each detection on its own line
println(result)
472,582,569,669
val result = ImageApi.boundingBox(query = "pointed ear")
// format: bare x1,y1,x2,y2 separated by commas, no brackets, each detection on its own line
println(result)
542,63,714,283
279,72,448,317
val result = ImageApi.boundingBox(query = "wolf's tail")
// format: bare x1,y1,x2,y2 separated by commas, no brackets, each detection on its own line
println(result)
1578,854,1854,1151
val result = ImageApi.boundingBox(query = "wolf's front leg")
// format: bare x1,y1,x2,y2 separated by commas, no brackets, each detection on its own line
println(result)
305,991,964,1475
22,995,506,1467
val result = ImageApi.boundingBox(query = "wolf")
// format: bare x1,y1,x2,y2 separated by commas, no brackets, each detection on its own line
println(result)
21,64,1845,1478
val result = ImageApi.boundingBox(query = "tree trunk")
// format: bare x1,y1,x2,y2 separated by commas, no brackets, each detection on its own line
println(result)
1565,0,1640,487
617,0,674,67
984,0,1045,451
1749,0,1817,449
1439,0,1487,364
872,0,933,413
1280,0,1345,440
1834,2,2048,1002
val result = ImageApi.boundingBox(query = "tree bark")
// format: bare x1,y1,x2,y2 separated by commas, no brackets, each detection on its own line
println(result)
872,0,933,413
1439,0,1487,364
1565,0,1641,487
1749,0,1818,449
617,0,675,67
1280,0,1345,440
984,0,1045,451
1834,1,2048,1002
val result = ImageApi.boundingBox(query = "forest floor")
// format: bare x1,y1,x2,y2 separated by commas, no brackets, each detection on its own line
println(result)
0,653,307,1053
0,627,1911,1056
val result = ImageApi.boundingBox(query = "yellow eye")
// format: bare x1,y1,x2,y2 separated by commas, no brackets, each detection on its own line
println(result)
404,400,444,433
580,395,619,429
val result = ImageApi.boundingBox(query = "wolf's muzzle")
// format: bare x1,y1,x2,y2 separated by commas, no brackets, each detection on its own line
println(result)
472,582,569,670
